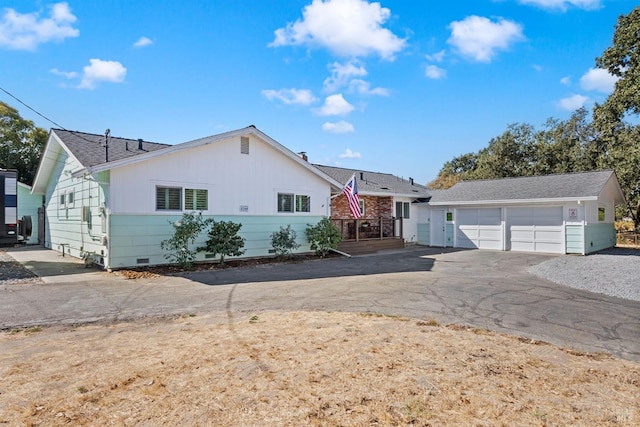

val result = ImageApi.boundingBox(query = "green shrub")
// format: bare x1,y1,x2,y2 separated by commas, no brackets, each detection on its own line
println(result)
199,220,246,265
305,217,342,257
271,225,301,258
160,212,213,270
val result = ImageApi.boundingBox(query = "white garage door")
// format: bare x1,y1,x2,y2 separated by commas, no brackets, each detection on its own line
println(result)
507,207,564,253
456,208,502,250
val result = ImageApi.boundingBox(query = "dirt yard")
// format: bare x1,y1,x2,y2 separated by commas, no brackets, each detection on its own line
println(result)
1,311,638,426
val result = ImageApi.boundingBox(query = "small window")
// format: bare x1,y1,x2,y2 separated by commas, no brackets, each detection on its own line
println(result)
59,192,66,207
278,193,294,212
396,201,410,219
295,195,310,212
598,207,605,222
359,199,365,216
156,187,182,210
67,190,74,207
240,136,249,154
185,189,208,211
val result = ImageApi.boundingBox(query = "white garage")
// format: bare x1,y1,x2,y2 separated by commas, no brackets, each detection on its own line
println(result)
456,208,502,250
507,206,564,253
426,171,625,255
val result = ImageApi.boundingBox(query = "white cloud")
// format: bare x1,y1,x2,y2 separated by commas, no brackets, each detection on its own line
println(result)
579,68,618,93
269,0,407,60
447,16,524,62
323,60,367,92
425,65,446,79
560,76,571,85
425,50,446,62
323,121,355,134
50,68,78,79
0,2,79,50
338,148,361,158
558,94,589,110
314,94,355,116
78,59,127,89
518,0,601,11
348,79,389,96
532,64,542,71
133,36,153,48
323,60,388,96
262,88,317,105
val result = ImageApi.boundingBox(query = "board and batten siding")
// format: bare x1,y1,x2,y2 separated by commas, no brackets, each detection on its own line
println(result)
43,150,109,259
109,214,322,269
108,134,330,217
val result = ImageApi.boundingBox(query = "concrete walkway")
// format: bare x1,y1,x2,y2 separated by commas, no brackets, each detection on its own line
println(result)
2,246,640,362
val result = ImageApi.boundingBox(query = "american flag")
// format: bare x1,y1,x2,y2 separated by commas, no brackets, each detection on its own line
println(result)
343,173,362,219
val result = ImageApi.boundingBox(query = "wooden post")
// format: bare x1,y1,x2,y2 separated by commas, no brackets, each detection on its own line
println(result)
379,216,383,240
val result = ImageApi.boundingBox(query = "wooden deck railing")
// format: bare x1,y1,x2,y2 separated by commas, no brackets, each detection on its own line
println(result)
331,217,402,241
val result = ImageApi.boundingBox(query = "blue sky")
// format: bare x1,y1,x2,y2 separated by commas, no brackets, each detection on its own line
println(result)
0,0,635,184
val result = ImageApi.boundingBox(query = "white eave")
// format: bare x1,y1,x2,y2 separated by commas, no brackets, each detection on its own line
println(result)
31,130,84,195
428,196,599,206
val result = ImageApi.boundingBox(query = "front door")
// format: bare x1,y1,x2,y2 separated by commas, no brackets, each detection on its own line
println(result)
431,209,445,247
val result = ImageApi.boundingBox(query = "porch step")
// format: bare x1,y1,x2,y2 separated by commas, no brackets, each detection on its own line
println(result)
337,239,405,256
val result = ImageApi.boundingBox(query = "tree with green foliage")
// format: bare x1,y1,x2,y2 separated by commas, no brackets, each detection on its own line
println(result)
160,212,213,270
0,102,48,185
594,7,640,125
271,224,300,259
199,220,246,265
305,217,342,257
593,7,640,226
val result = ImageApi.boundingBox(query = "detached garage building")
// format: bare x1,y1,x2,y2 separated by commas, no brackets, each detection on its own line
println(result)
420,170,625,255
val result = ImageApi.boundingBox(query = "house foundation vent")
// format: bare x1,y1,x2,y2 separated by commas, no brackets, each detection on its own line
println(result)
136,258,150,264
205,253,216,259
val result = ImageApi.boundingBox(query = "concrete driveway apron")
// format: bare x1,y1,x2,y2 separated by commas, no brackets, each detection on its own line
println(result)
2,246,639,362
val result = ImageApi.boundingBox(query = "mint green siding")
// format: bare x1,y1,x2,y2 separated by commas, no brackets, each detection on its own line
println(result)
417,223,430,245
17,184,42,244
445,223,454,247
584,223,616,254
108,214,323,269
565,224,584,254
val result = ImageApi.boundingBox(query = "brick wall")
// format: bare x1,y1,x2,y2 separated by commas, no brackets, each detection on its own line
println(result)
331,195,394,219
331,195,396,239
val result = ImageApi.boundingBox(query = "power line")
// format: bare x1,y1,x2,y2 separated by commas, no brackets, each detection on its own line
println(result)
0,85,101,145
0,85,67,130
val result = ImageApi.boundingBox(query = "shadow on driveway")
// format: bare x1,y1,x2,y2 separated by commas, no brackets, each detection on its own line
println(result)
180,247,462,286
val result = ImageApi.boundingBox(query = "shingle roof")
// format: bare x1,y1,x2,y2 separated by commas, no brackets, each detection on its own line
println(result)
314,164,432,197
429,170,617,203
52,129,170,168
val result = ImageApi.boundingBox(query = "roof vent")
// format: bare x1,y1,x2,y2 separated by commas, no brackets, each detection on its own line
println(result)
138,139,144,150
409,177,414,185
298,151,308,162
360,172,364,180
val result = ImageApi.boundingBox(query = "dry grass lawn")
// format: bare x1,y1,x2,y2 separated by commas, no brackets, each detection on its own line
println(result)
1,311,639,426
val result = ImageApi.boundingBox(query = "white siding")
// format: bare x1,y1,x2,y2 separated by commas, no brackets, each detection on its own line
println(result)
108,135,331,217
394,197,418,243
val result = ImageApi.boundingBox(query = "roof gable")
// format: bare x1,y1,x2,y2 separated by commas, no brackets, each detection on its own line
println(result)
429,170,625,204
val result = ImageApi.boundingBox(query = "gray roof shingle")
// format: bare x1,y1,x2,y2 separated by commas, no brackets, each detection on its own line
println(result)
314,164,433,197
53,129,170,167
429,170,617,203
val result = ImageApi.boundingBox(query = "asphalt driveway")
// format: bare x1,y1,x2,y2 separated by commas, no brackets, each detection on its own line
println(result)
2,246,640,362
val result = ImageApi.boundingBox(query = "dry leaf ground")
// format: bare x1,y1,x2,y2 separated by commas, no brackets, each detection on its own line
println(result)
1,311,639,426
